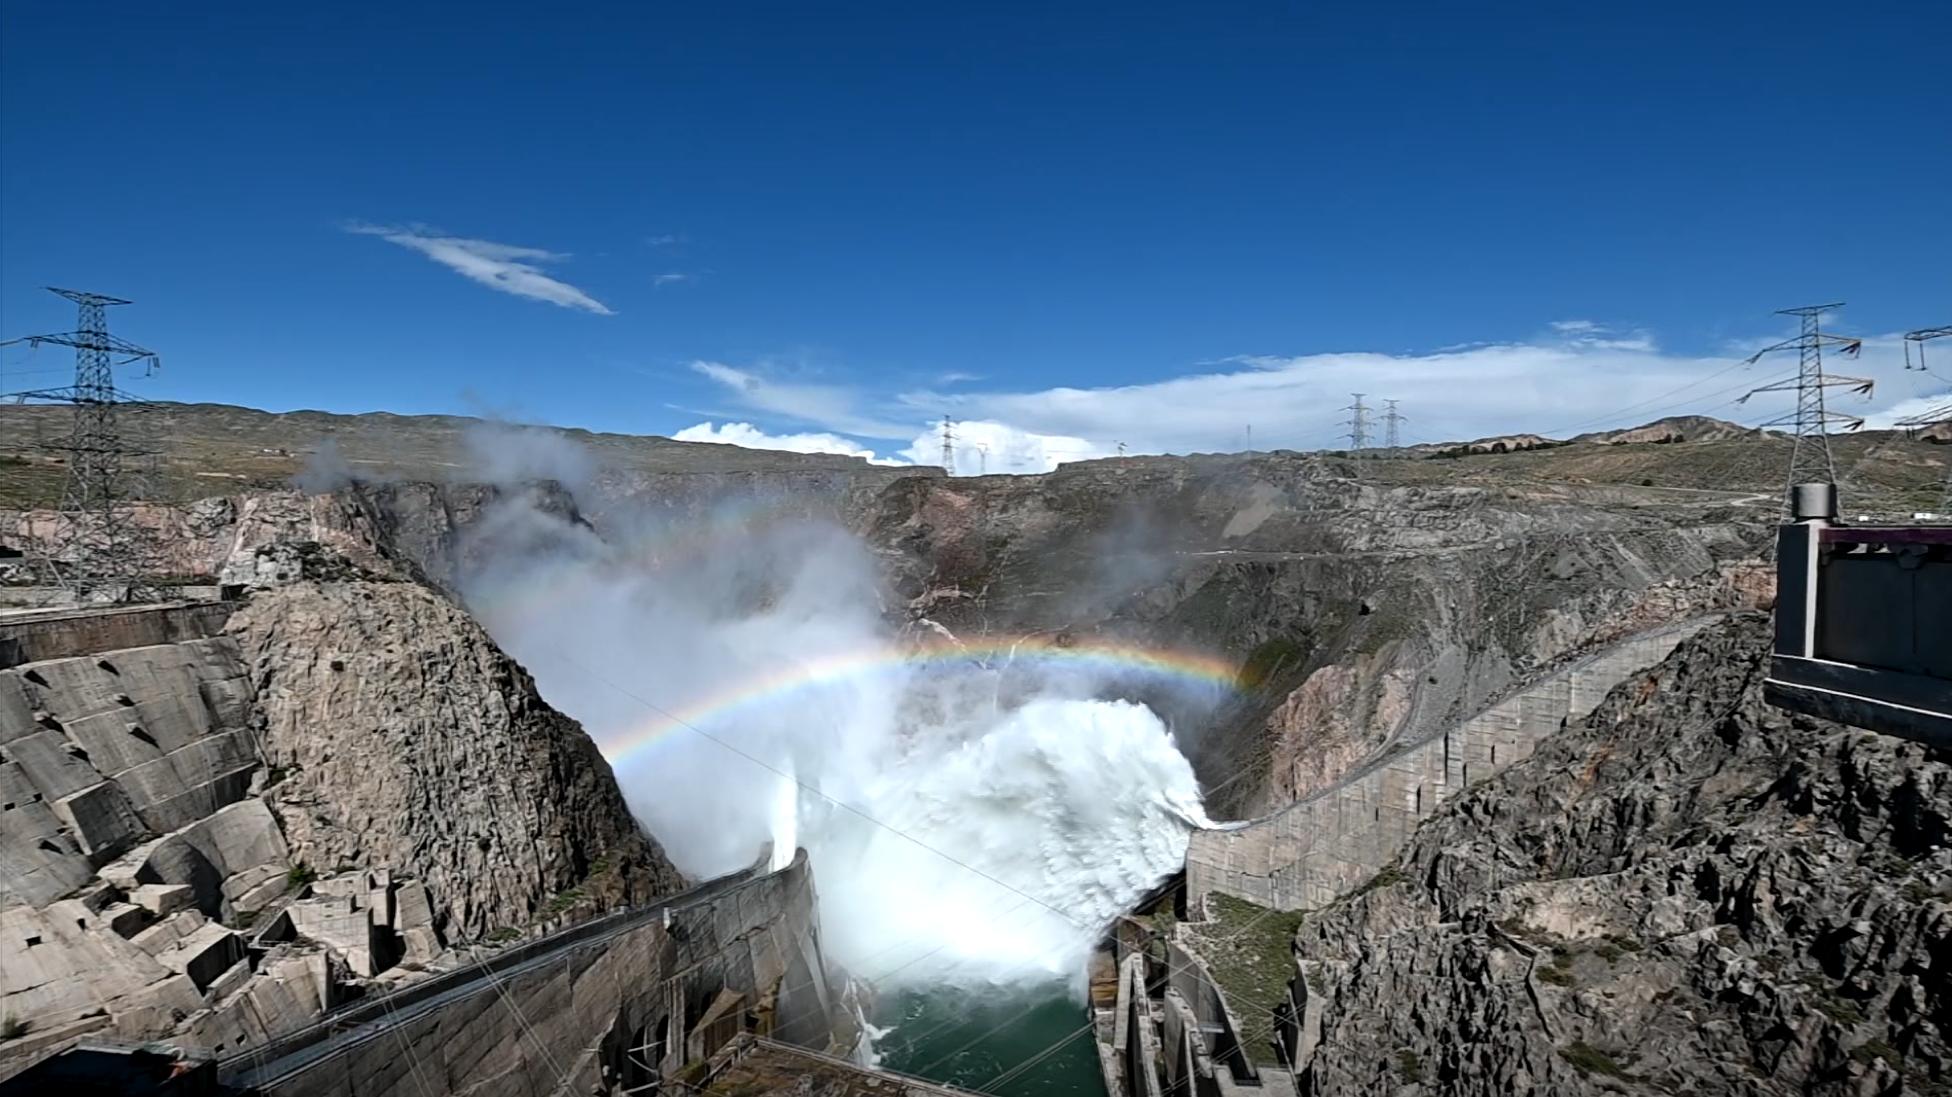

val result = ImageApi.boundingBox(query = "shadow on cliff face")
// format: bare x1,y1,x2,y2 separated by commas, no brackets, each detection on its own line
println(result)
441,451,1228,994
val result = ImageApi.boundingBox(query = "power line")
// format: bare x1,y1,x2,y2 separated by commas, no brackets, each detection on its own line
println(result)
1734,302,1874,515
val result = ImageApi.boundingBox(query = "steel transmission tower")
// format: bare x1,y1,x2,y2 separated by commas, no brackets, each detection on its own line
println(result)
0,288,163,600
1382,399,1405,449
939,416,955,474
1342,393,1370,452
1736,303,1873,513
1895,325,1952,515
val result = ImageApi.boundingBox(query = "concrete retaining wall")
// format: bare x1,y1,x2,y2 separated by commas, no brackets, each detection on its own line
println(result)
0,602,234,670
1186,620,1712,911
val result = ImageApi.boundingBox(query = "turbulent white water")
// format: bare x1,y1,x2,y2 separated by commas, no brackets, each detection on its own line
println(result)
801,695,1212,986
461,503,1215,991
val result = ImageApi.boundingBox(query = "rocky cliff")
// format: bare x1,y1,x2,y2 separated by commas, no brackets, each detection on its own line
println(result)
1287,614,1950,1096
225,562,681,941
858,458,1773,816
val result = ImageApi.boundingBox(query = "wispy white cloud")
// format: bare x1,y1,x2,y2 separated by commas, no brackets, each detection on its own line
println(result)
646,233,685,249
348,223,613,314
688,360,916,439
653,272,693,287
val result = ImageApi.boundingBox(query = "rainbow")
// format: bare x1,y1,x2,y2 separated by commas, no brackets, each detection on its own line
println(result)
598,635,1243,766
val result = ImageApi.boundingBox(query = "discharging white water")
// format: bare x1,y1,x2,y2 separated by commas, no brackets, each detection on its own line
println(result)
460,505,1219,991
797,695,1213,986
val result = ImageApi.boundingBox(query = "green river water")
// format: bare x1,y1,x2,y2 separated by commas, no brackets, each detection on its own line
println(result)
872,982,1107,1096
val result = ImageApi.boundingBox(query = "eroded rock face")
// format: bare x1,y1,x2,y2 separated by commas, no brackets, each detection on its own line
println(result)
1288,614,1951,1096
855,461,1773,817
226,576,682,941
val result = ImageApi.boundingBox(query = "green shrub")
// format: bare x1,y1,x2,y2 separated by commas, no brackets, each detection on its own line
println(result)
1395,1049,1424,1082
1558,1041,1628,1078
1,1015,26,1040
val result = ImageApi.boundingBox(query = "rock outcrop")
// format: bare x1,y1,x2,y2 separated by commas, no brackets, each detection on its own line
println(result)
226,572,682,941
1286,614,1950,1096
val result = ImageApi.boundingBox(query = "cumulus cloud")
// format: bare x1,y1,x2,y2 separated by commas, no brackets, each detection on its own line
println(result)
673,421,907,464
348,223,613,314
896,420,1108,475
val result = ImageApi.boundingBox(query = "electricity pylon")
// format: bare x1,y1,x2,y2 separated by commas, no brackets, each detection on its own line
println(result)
0,288,163,600
1736,303,1872,514
1342,393,1370,452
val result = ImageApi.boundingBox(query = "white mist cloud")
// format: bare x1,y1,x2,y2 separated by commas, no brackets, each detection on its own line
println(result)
291,437,355,495
463,420,596,490
348,223,613,315
457,488,1218,990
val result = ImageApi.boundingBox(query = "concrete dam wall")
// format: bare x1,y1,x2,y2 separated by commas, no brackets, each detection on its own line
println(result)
1185,619,1714,912
247,851,844,1097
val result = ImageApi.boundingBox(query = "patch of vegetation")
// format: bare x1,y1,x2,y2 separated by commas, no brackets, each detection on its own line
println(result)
1,1015,26,1041
1395,1049,1424,1082
1238,637,1304,690
1558,1040,1631,1079
484,926,522,944
286,863,317,890
544,886,586,917
1184,891,1308,1066
1850,1039,1902,1070
1902,880,1940,904
1538,952,1577,987
1815,994,1866,1027
1348,863,1408,900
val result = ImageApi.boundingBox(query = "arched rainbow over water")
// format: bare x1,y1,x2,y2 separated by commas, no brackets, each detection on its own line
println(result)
599,635,1242,765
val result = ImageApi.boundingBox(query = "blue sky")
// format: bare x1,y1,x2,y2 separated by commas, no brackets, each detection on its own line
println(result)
3,2,1947,470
